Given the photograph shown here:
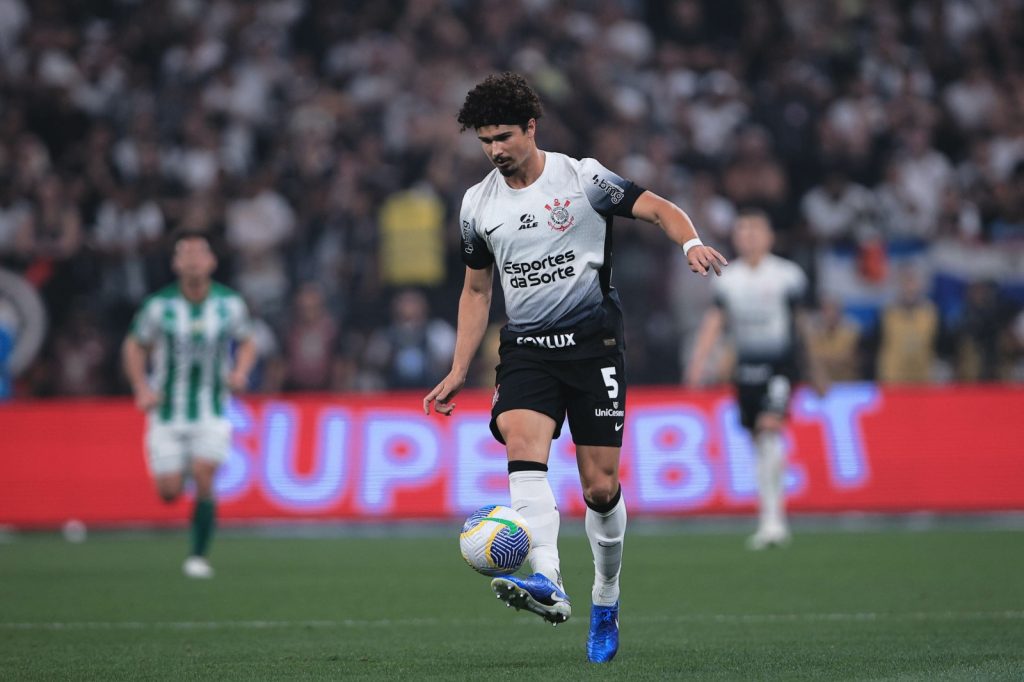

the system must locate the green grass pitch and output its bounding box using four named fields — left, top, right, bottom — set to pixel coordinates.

left=1, top=527, right=1022, bottom=680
